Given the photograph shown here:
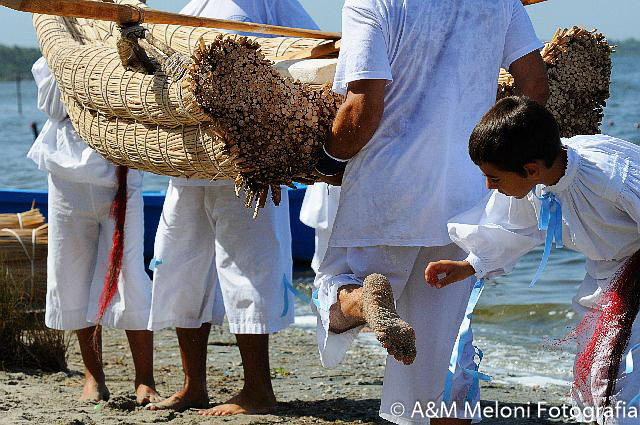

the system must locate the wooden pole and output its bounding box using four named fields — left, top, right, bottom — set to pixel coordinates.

left=1, top=0, right=547, bottom=42
left=0, top=0, right=341, bottom=40
left=16, top=72, right=22, bottom=115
